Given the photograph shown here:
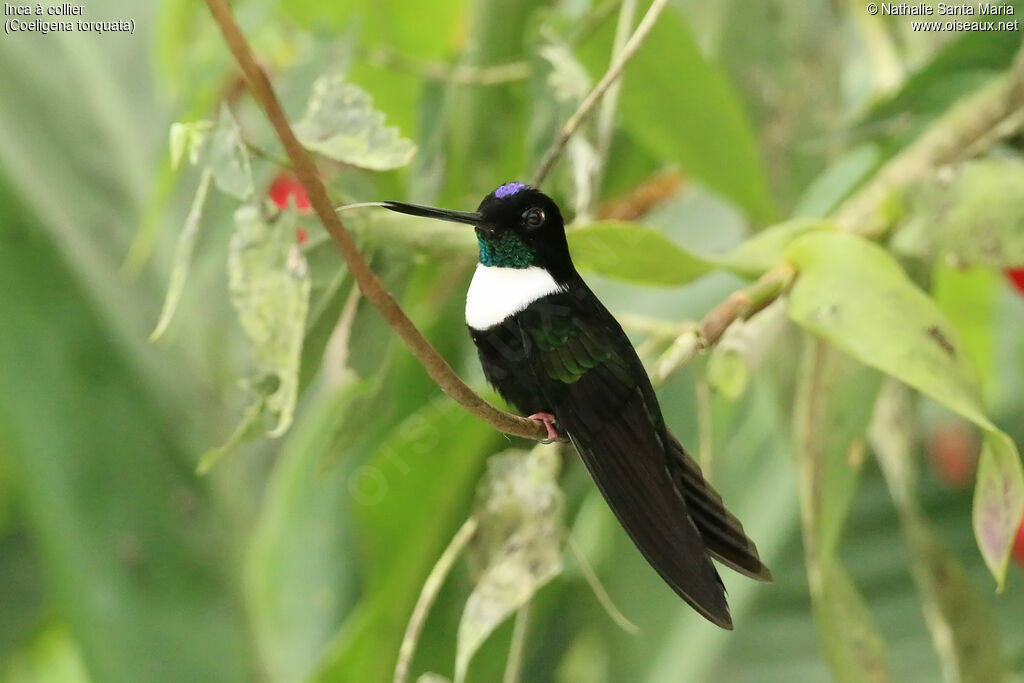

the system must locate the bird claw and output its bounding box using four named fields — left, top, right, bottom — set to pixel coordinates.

left=528, top=412, right=560, bottom=444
